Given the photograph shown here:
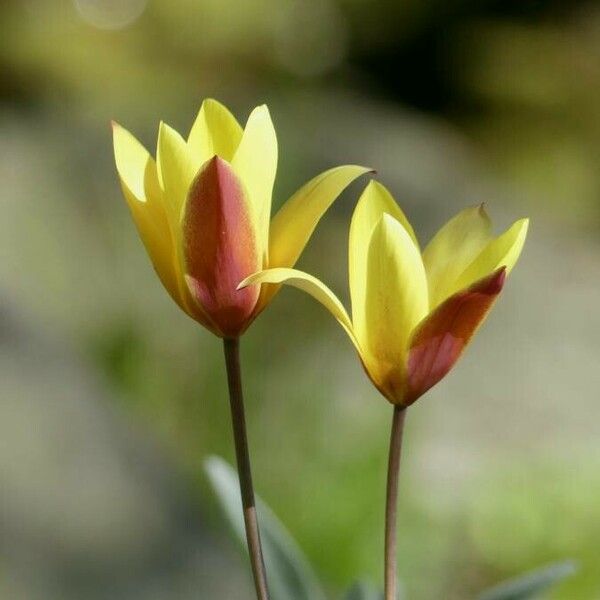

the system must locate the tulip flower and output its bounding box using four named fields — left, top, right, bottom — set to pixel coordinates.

left=241, top=180, right=528, bottom=406
left=112, top=99, right=370, bottom=338
left=112, top=99, right=370, bottom=600
left=240, top=180, right=528, bottom=600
